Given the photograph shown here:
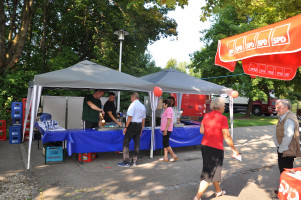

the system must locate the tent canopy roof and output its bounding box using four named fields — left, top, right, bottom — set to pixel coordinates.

left=140, top=68, right=232, bottom=95
left=33, top=60, right=155, bottom=92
